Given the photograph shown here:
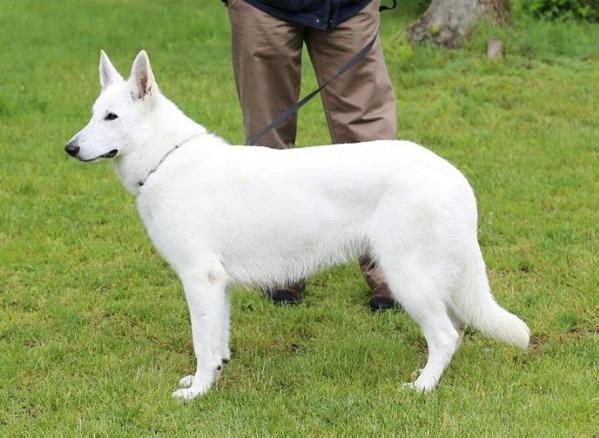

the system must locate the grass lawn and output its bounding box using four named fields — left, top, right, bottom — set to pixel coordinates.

left=0, top=0, right=597, bottom=435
